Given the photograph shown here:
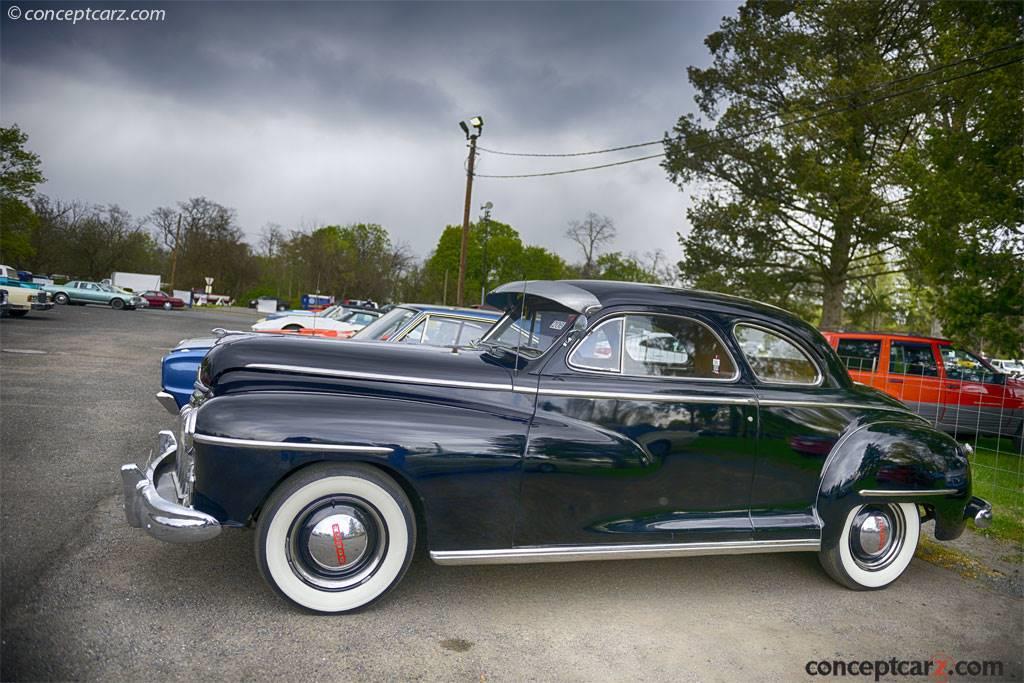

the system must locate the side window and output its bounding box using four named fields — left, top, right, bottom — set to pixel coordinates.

left=889, top=342, right=938, bottom=377
left=423, top=318, right=463, bottom=346
left=399, top=319, right=426, bottom=344
left=456, top=320, right=489, bottom=347
left=836, top=338, right=882, bottom=373
left=569, top=318, right=623, bottom=372
left=735, top=324, right=819, bottom=384
left=623, top=315, right=735, bottom=379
